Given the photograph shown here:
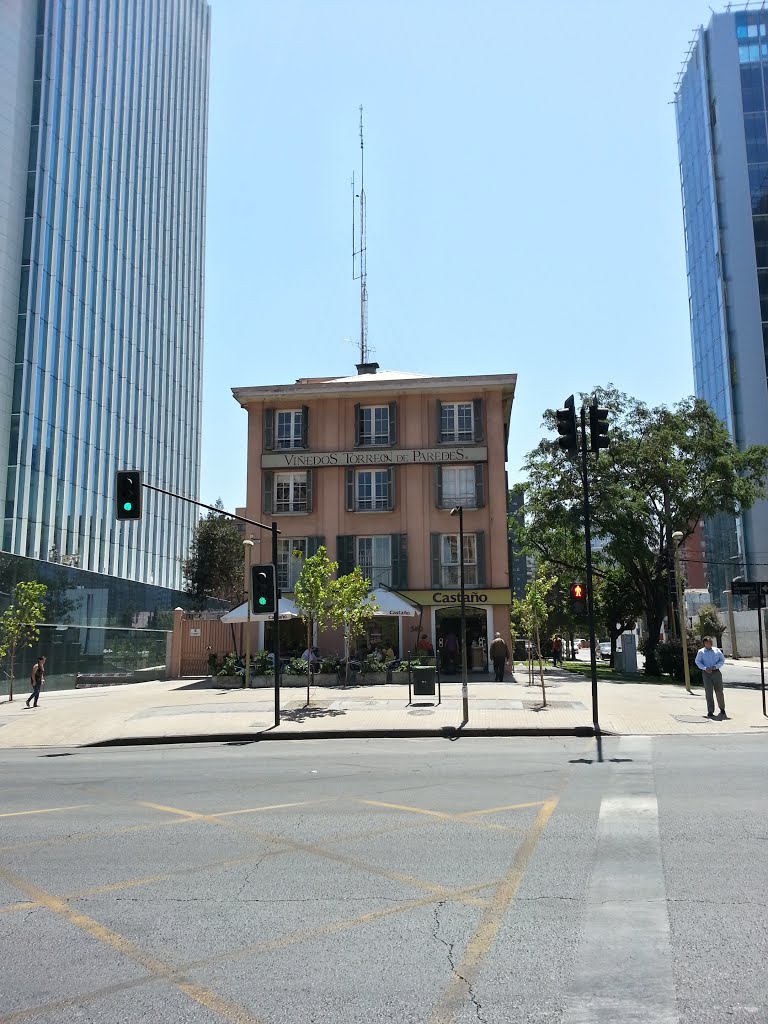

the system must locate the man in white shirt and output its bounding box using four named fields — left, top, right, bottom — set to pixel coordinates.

left=694, top=637, right=727, bottom=719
